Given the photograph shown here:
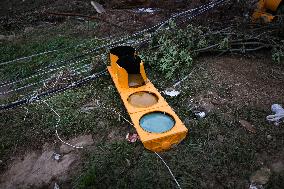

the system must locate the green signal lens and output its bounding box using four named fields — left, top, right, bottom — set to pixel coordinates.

left=139, top=112, right=175, bottom=133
